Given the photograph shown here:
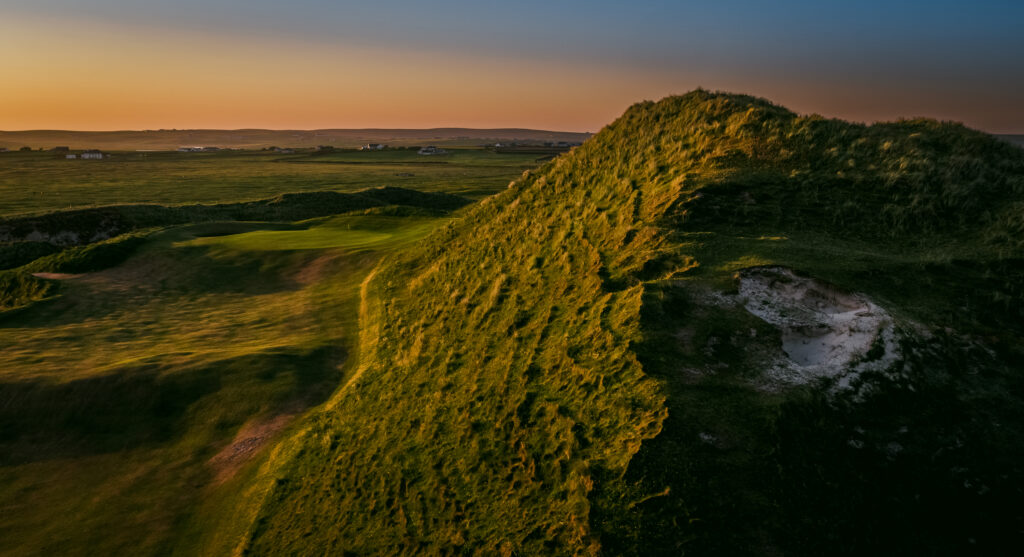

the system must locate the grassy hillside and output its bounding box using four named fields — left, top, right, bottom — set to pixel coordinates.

left=0, top=186, right=469, bottom=245
left=0, top=213, right=453, bottom=556
left=0, top=187, right=469, bottom=312
left=0, top=148, right=536, bottom=216
left=239, top=91, right=1024, bottom=555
